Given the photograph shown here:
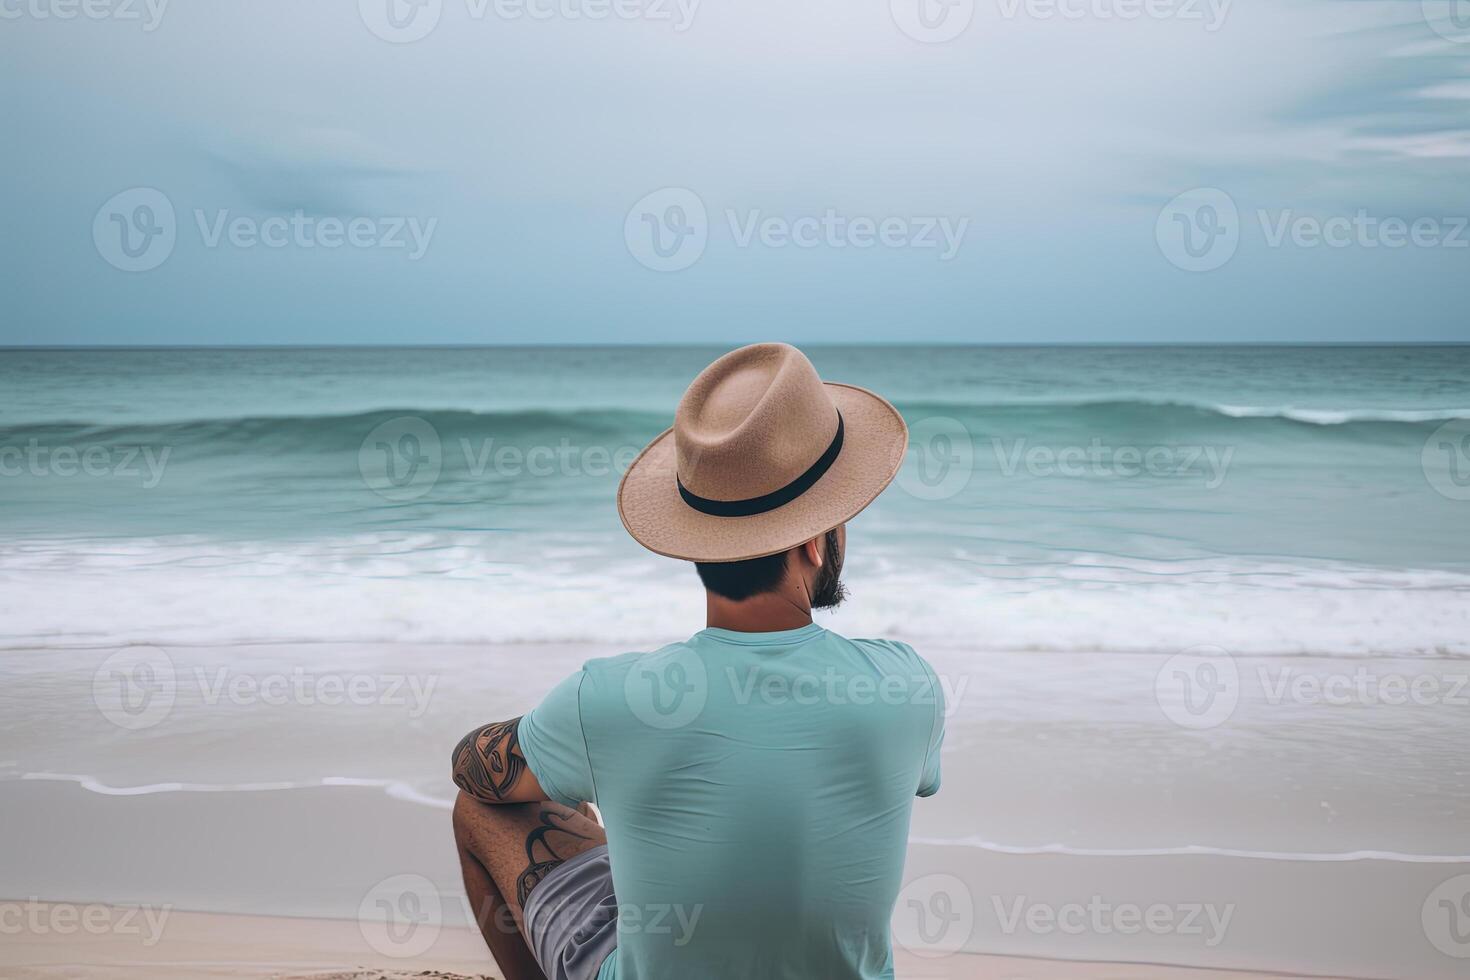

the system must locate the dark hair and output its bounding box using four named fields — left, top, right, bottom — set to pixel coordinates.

left=695, top=551, right=790, bottom=601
